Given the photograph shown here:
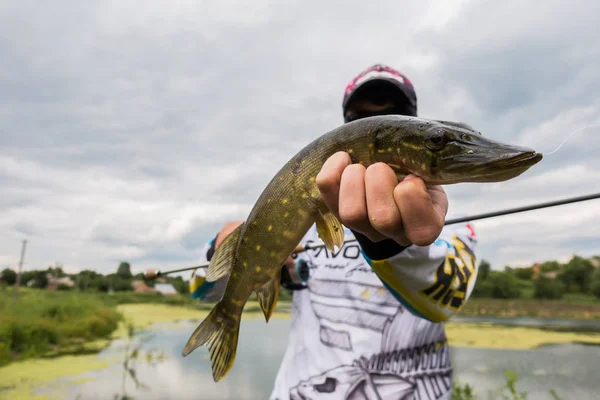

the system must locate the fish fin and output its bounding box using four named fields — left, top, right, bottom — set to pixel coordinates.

left=315, top=210, right=345, bottom=252
left=255, top=269, right=281, bottom=323
left=181, top=303, right=240, bottom=382
left=206, top=223, right=244, bottom=282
